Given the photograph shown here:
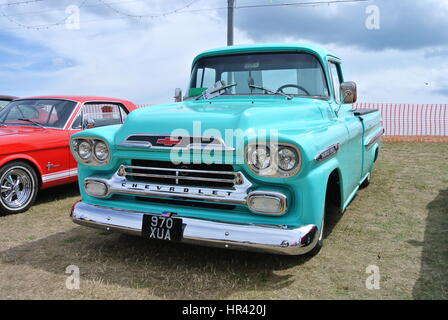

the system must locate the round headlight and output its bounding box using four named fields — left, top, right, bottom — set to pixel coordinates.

left=94, top=141, right=109, bottom=162
left=250, top=146, right=271, bottom=170
left=78, top=141, right=92, bottom=160
left=278, top=147, right=298, bottom=171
